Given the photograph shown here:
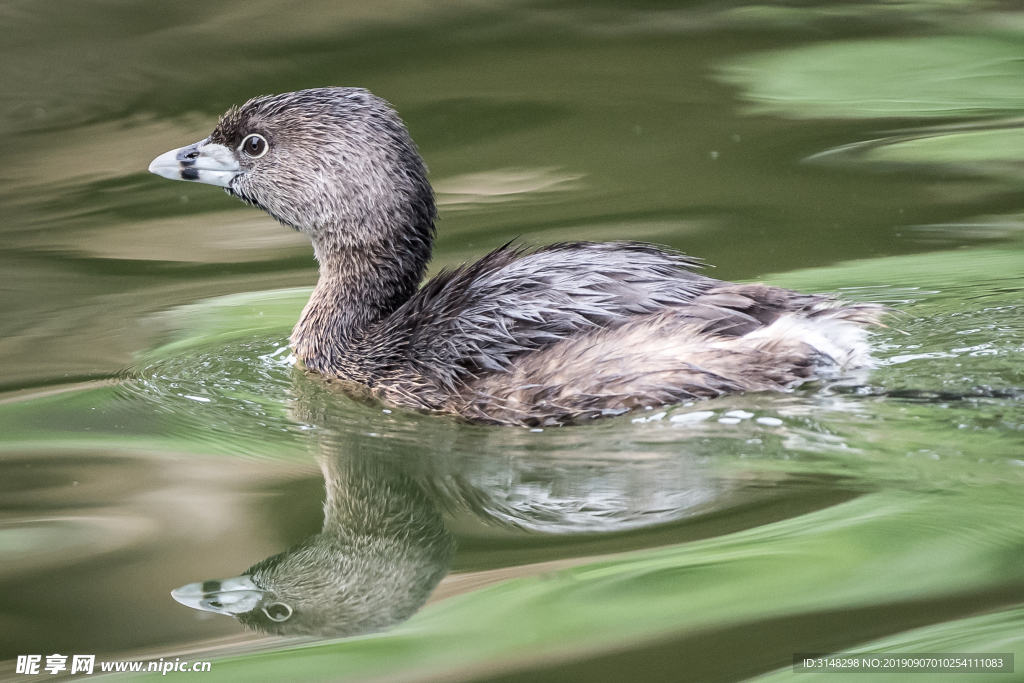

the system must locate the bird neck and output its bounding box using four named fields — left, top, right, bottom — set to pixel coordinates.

left=290, top=139, right=437, bottom=375
left=291, top=236, right=430, bottom=374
